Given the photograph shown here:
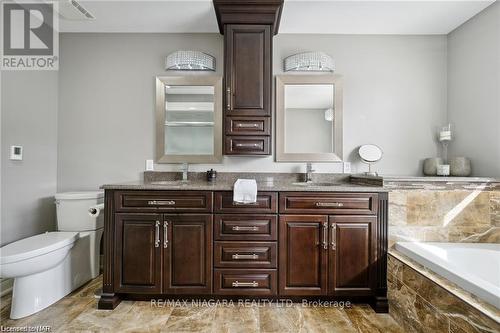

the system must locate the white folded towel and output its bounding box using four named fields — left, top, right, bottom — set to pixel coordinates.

left=233, top=179, right=258, bottom=204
